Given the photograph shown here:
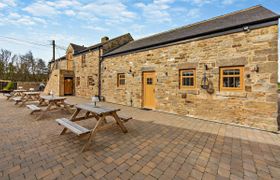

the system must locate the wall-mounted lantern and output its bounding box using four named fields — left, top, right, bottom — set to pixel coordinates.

left=200, top=65, right=209, bottom=89
left=128, top=67, right=132, bottom=74
left=243, top=26, right=250, bottom=33
left=252, top=65, right=259, bottom=73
